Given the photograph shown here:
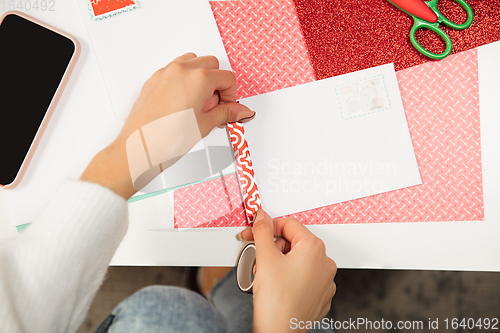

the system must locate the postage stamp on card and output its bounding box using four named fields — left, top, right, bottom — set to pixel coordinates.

left=336, top=75, right=390, bottom=119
